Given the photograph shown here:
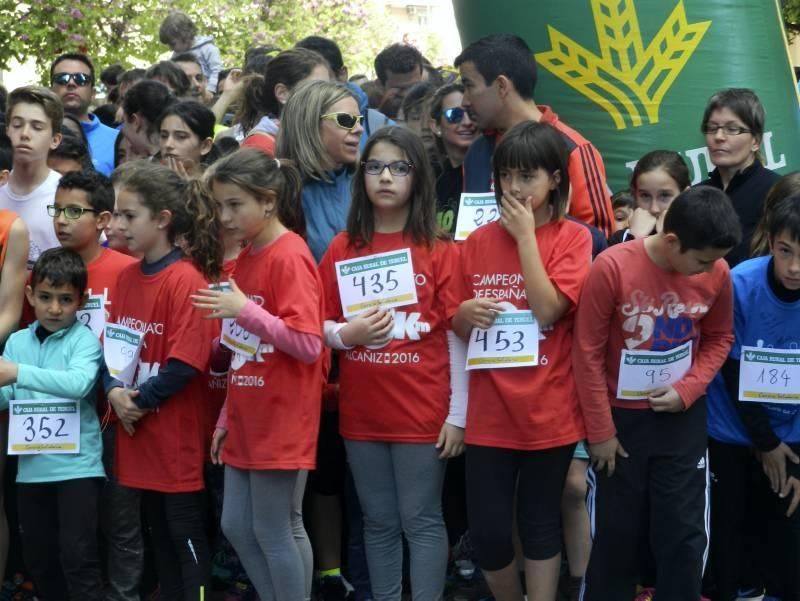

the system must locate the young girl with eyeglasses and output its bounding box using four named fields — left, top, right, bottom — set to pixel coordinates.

left=450, top=120, right=592, bottom=601
left=319, top=126, right=464, bottom=601
left=428, top=83, right=478, bottom=237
